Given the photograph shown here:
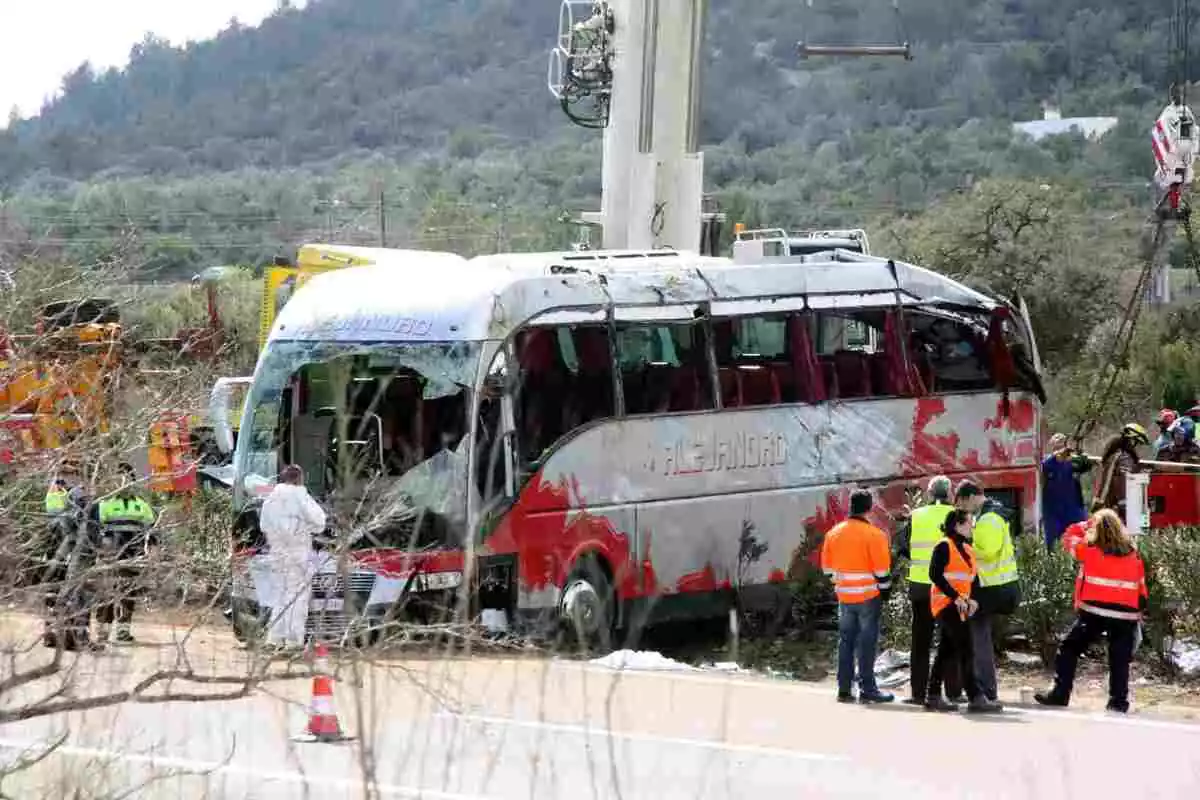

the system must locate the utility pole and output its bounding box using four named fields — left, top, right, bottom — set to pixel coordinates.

left=378, top=187, right=387, bottom=248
